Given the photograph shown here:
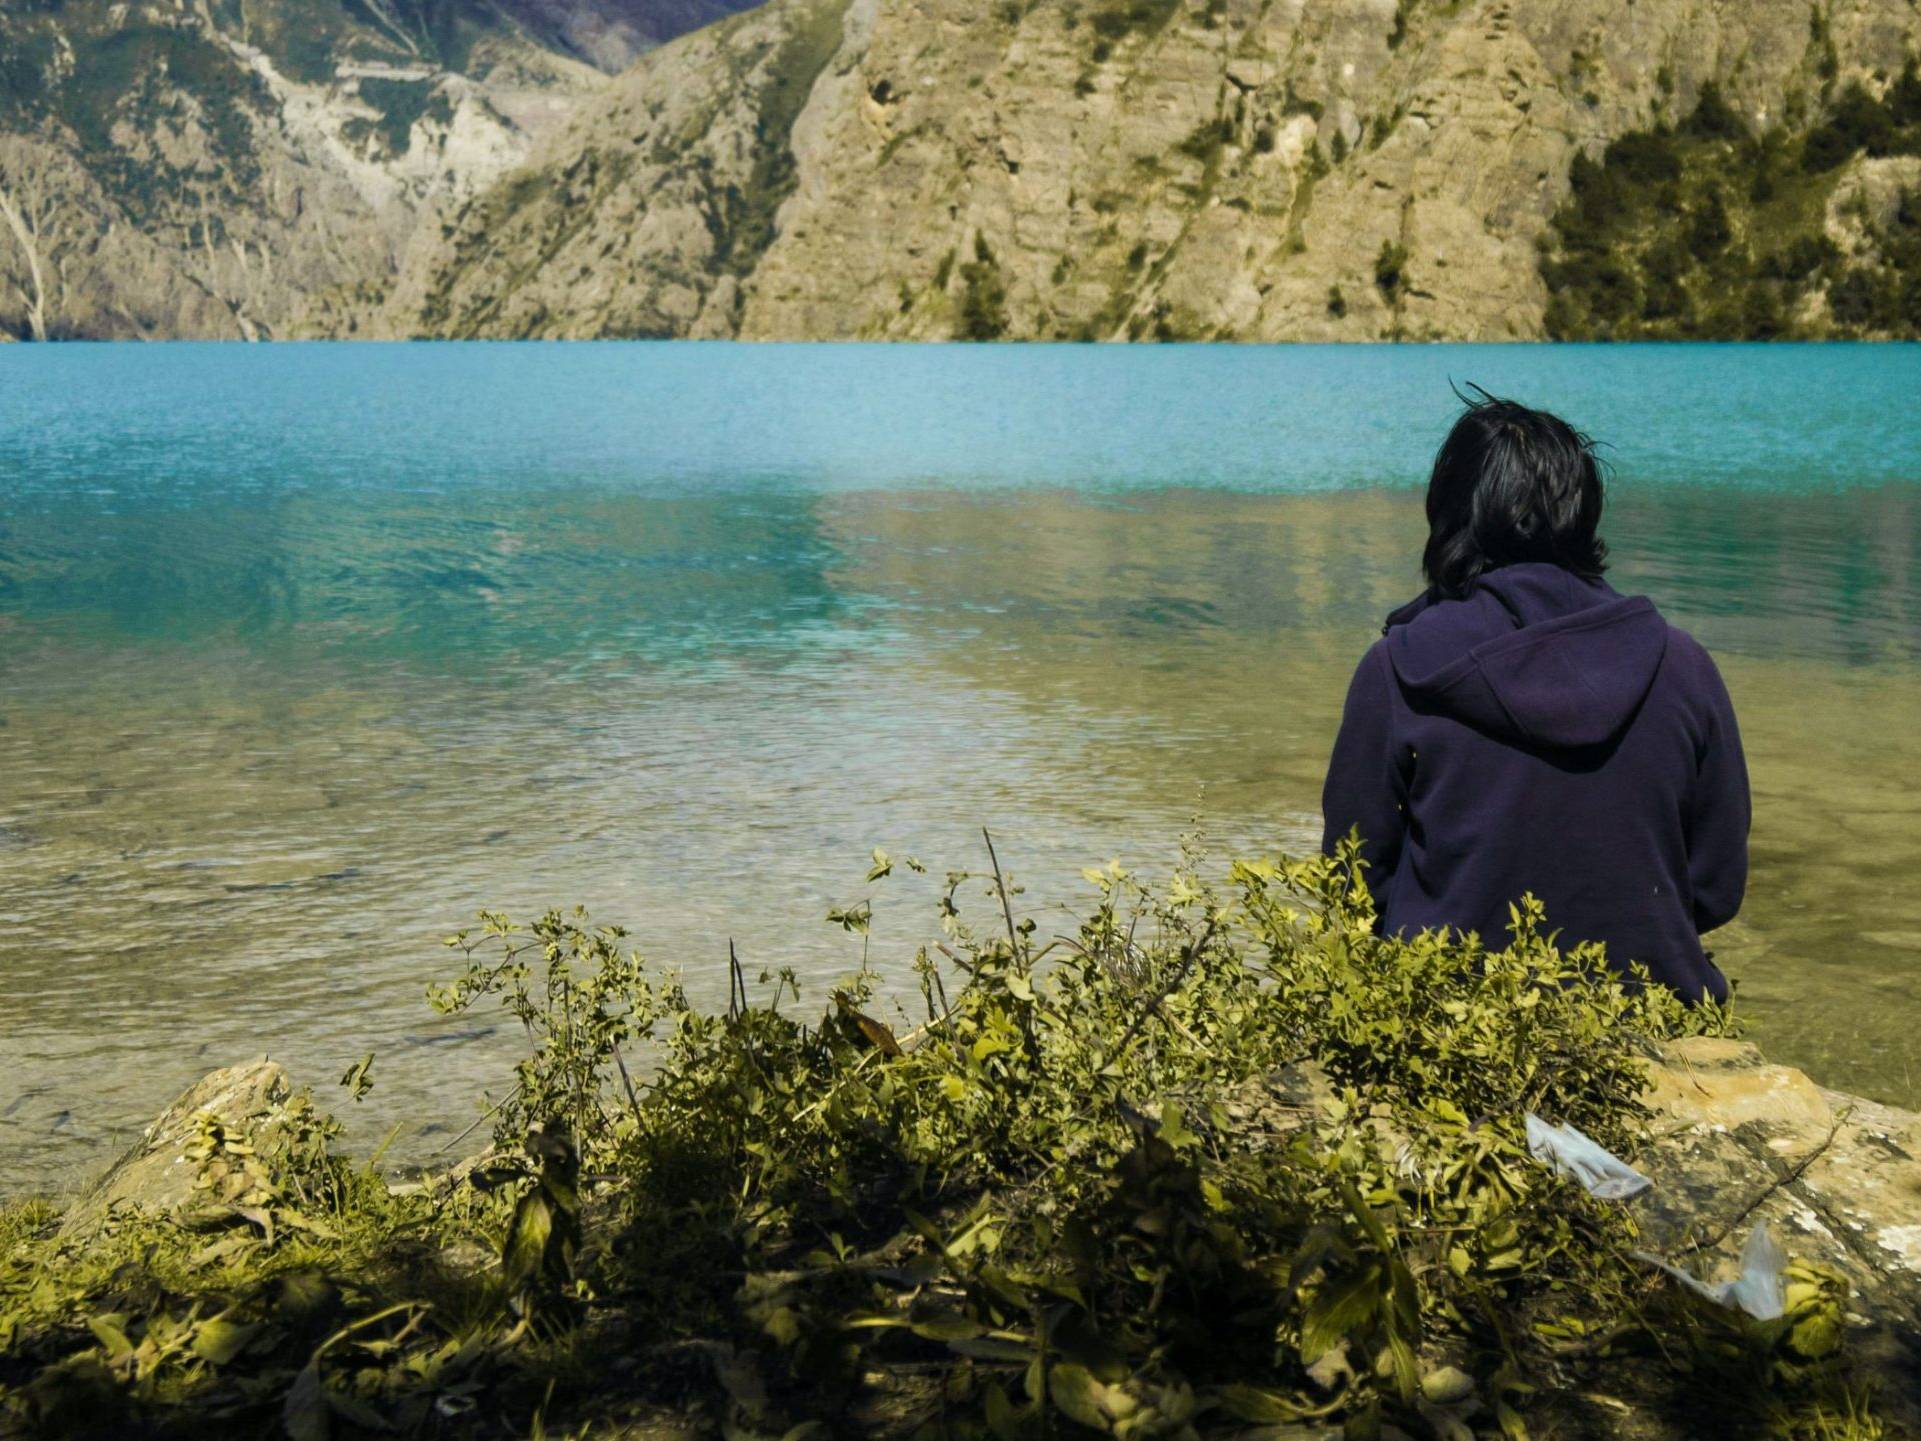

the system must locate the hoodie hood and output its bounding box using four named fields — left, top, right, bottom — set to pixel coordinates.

left=1381, top=563, right=1669, bottom=750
